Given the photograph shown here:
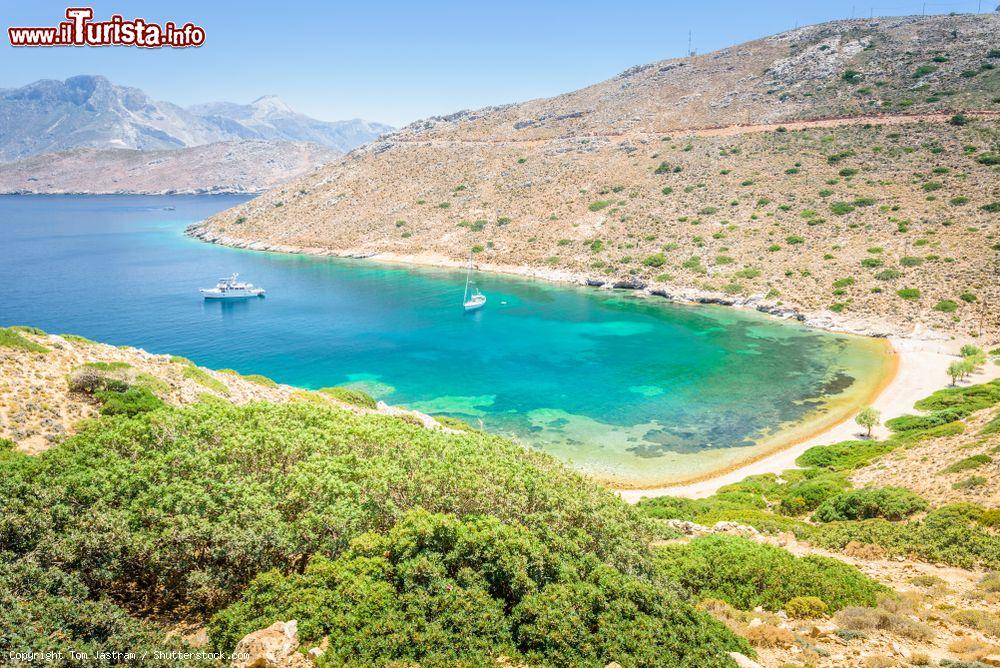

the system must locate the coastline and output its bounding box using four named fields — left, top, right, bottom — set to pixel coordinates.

left=618, top=338, right=1000, bottom=503
left=596, top=336, right=899, bottom=492
left=185, top=227, right=948, bottom=341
